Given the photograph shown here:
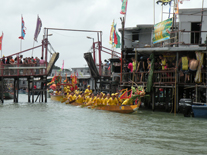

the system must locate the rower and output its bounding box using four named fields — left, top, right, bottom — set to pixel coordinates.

left=115, top=93, right=122, bottom=105
left=86, top=93, right=95, bottom=106
left=107, top=93, right=119, bottom=106
left=84, top=85, right=92, bottom=96
left=76, top=92, right=84, bottom=104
